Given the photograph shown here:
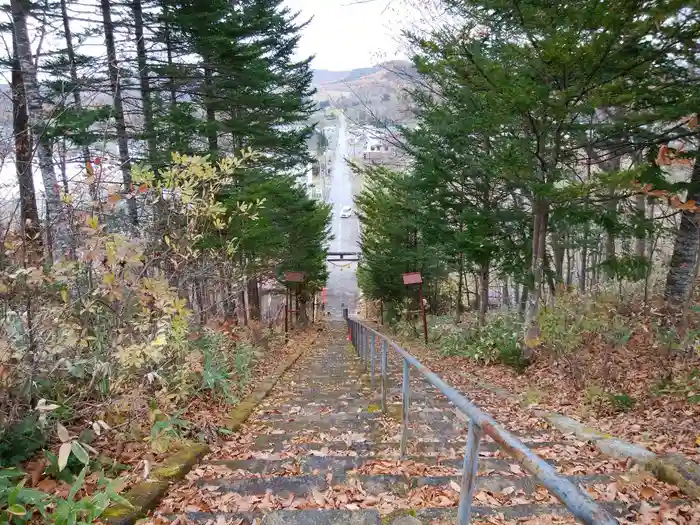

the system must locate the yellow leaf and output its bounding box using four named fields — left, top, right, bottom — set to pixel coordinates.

left=60, top=288, right=69, bottom=303
left=152, top=335, right=167, bottom=347
left=696, top=435, right=700, bottom=446
left=103, top=273, right=115, bottom=286
left=525, top=337, right=541, bottom=349
left=61, top=192, right=74, bottom=204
